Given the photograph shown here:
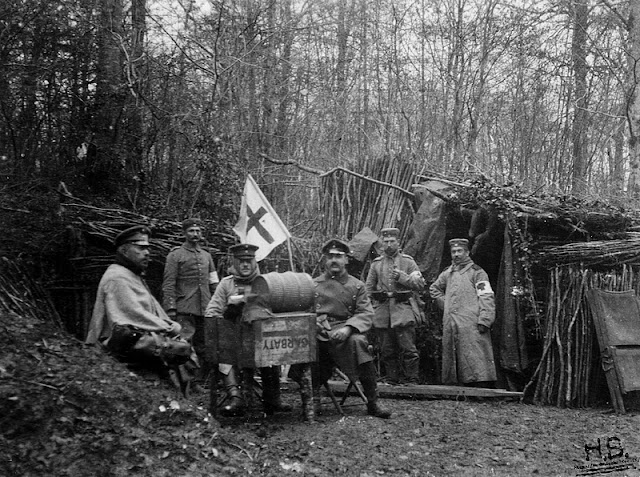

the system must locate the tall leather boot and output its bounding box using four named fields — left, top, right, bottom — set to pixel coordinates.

left=358, top=362, right=391, bottom=419
left=220, top=367, right=245, bottom=417
left=404, top=357, right=420, bottom=385
left=313, top=387, right=322, bottom=415
left=243, top=368, right=259, bottom=410
left=382, top=360, right=399, bottom=384
left=261, top=367, right=292, bottom=415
